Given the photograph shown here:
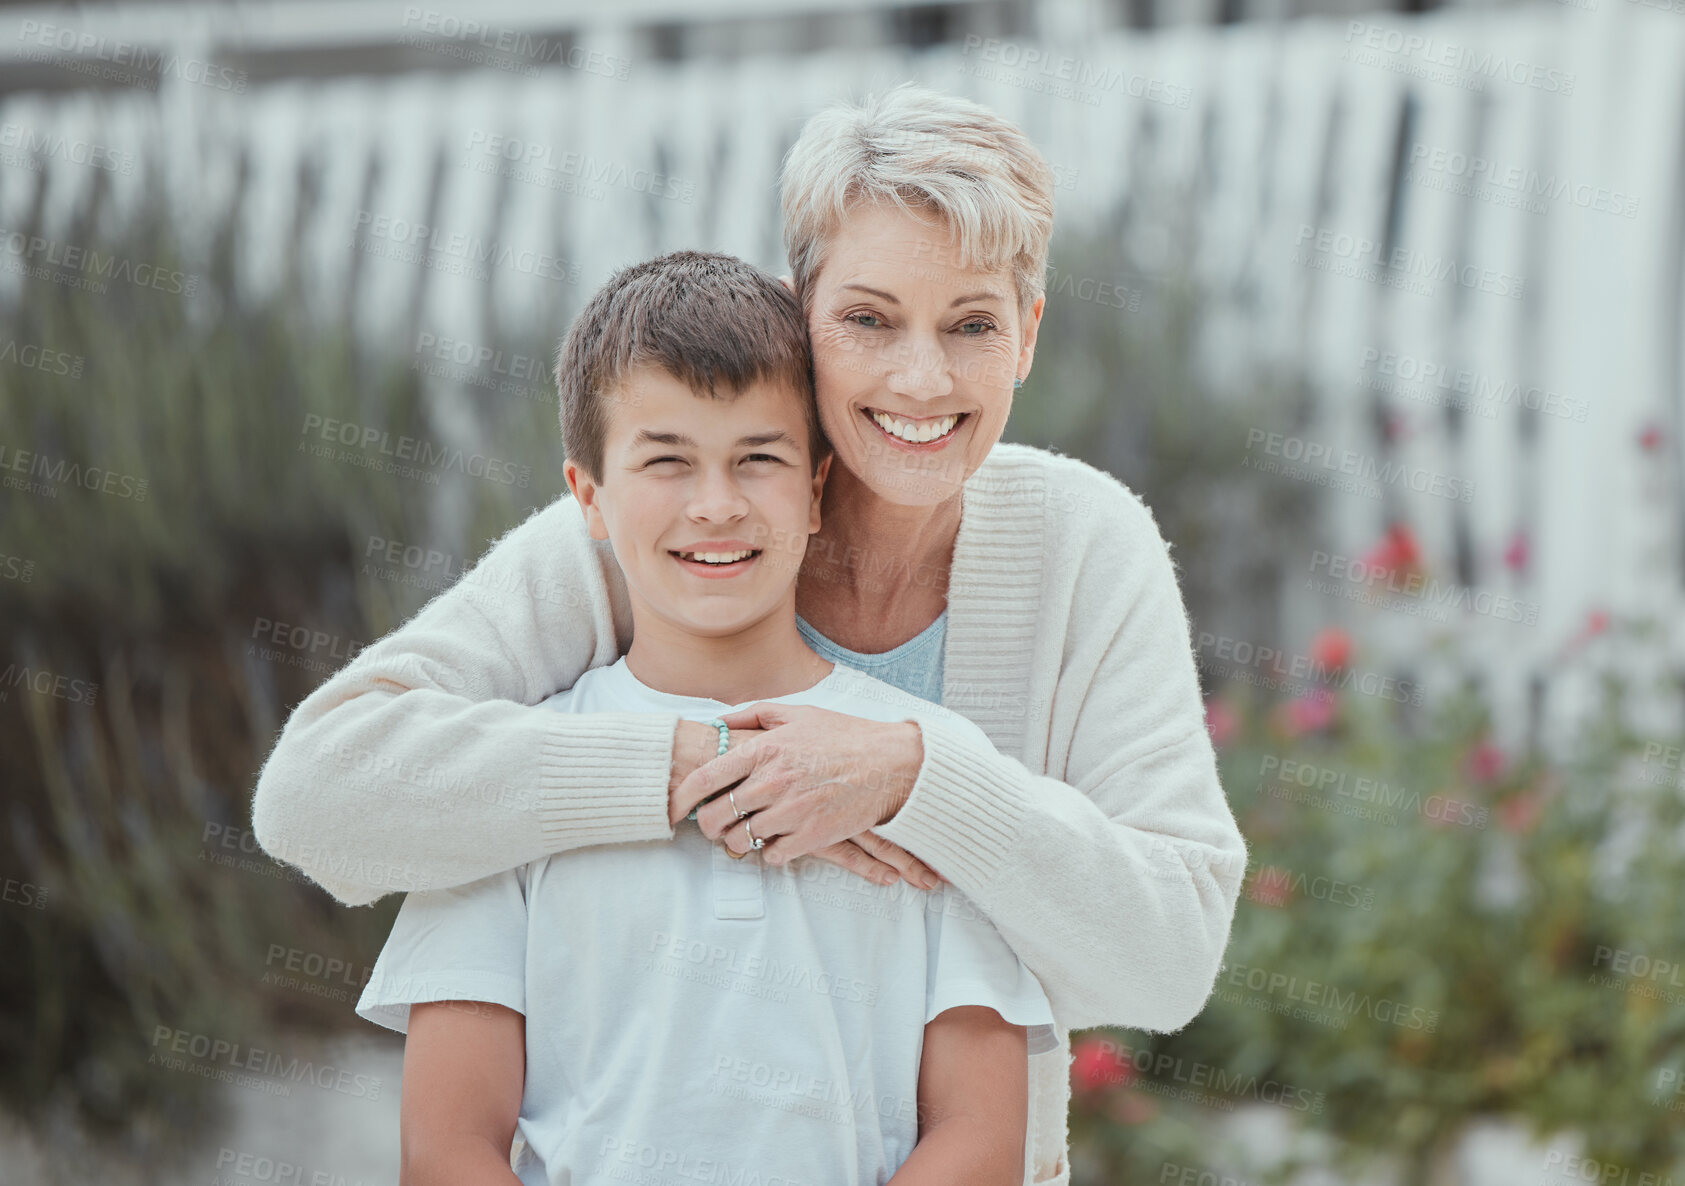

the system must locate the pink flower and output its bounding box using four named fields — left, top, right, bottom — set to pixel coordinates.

left=1466, top=742, right=1505, bottom=785
left=1498, top=792, right=1542, bottom=835
left=1639, top=423, right=1664, bottom=452
left=1283, top=688, right=1337, bottom=736
left=1246, top=865, right=1294, bottom=908
left=1205, top=699, right=1239, bottom=749
left=1310, top=627, right=1352, bottom=673
left=1070, top=1038, right=1134, bottom=1094
left=1502, top=530, right=1529, bottom=574
left=1564, top=608, right=1612, bottom=657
